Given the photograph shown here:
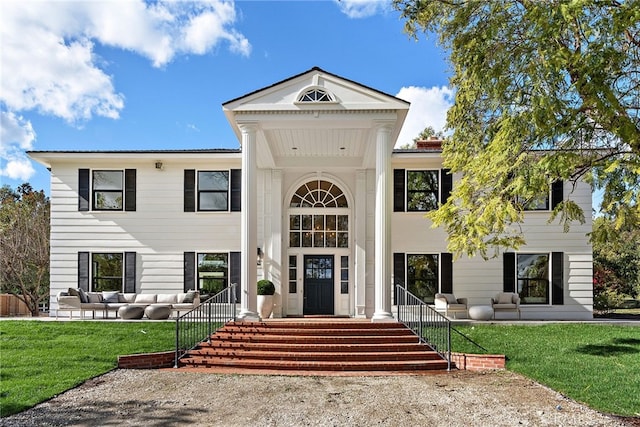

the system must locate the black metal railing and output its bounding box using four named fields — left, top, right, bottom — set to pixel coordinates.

left=174, top=283, right=238, bottom=368
left=395, top=284, right=451, bottom=370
